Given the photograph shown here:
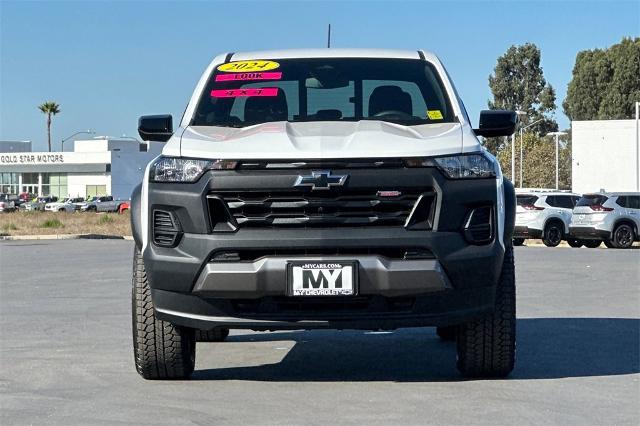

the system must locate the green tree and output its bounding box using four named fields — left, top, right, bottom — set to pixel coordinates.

left=496, top=132, right=571, bottom=189
left=38, top=101, right=61, bottom=152
left=484, top=43, right=558, bottom=155
left=564, top=37, right=640, bottom=120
